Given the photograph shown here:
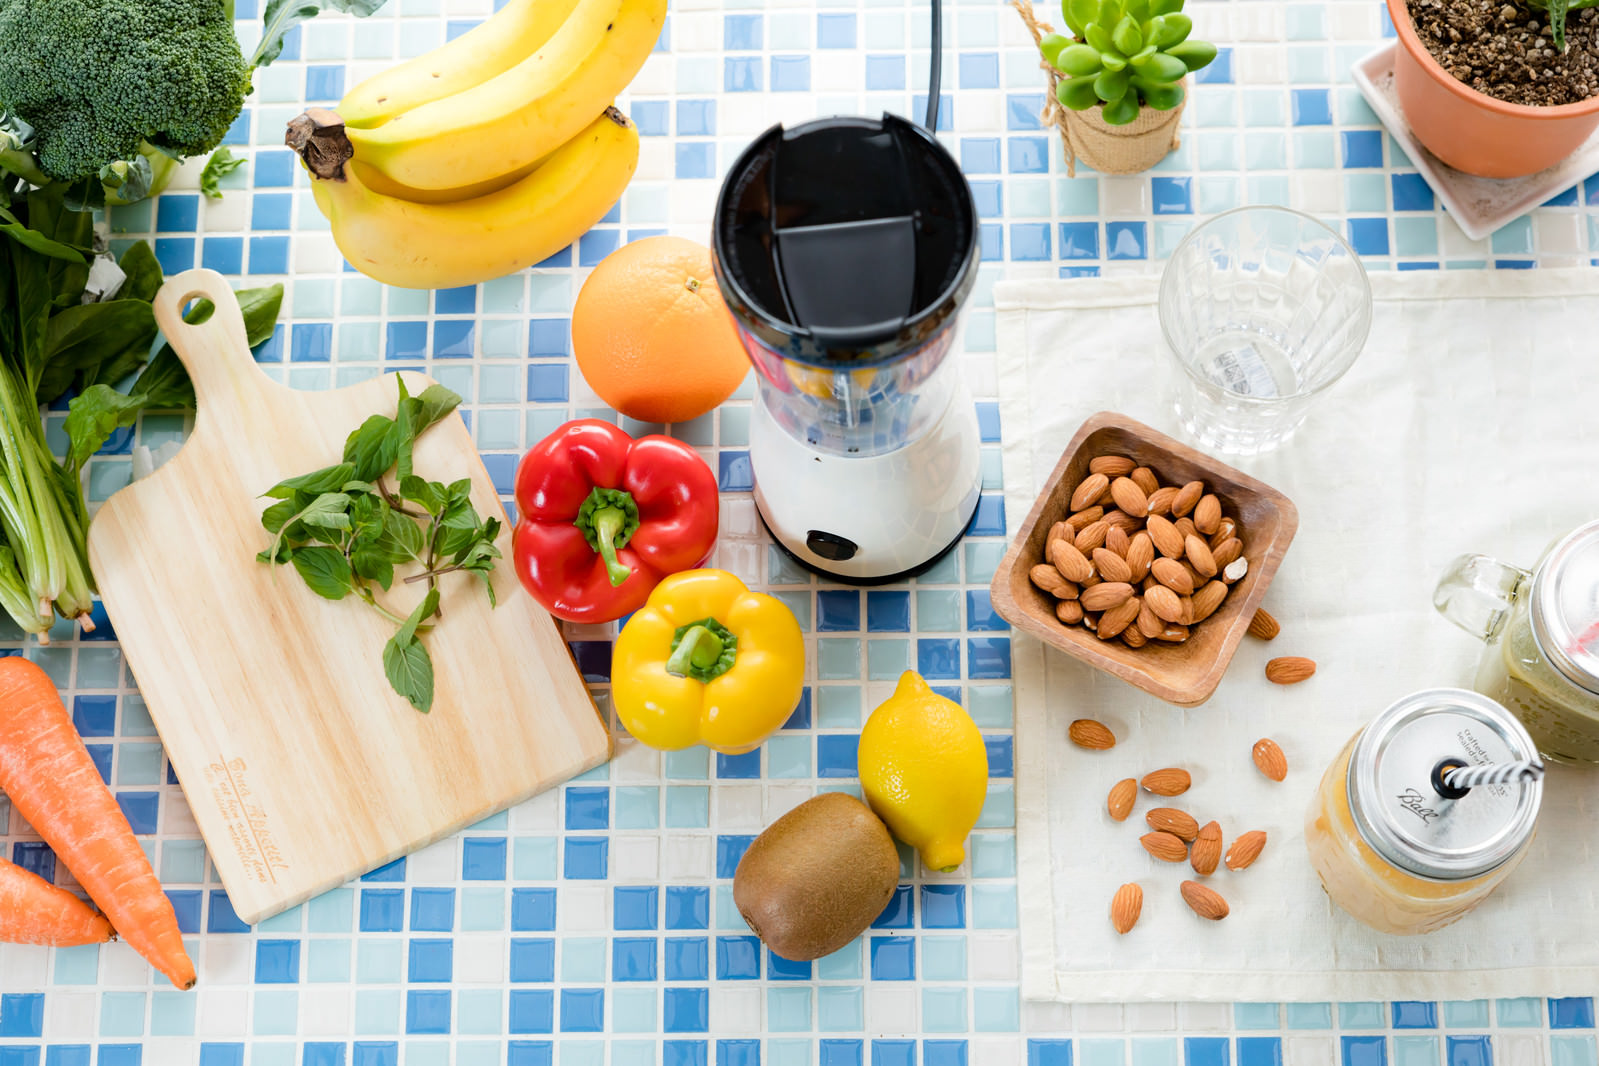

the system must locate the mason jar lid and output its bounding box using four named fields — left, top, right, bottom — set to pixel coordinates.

left=1531, top=520, right=1599, bottom=696
left=1348, top=689, right=1542, bottom=881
